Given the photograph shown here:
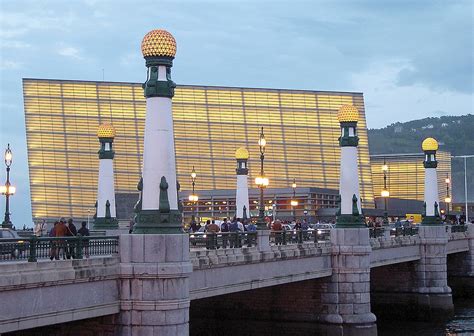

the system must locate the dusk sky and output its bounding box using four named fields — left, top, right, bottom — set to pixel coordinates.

left=0, top=0, right=473, bottom=226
